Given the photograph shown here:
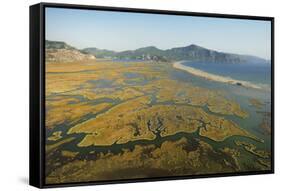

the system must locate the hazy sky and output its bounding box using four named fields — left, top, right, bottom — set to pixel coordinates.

left=46, top=7, right=271, bottom=59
